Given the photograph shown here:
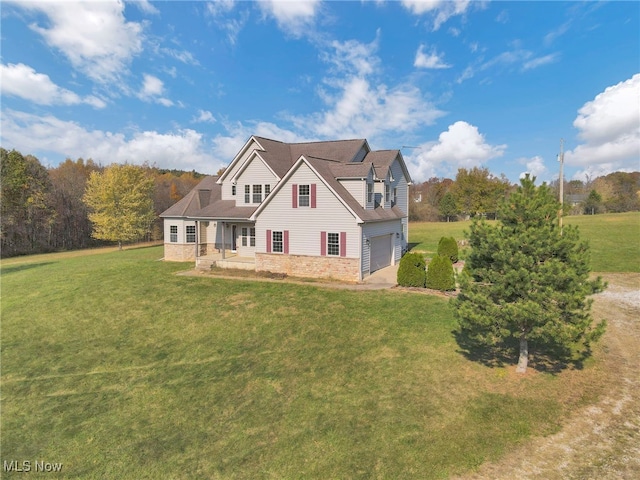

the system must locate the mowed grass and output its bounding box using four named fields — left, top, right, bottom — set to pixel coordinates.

left=0, top=246, right=611, bottom=479
left=410, top=212, right=640, bottom=272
